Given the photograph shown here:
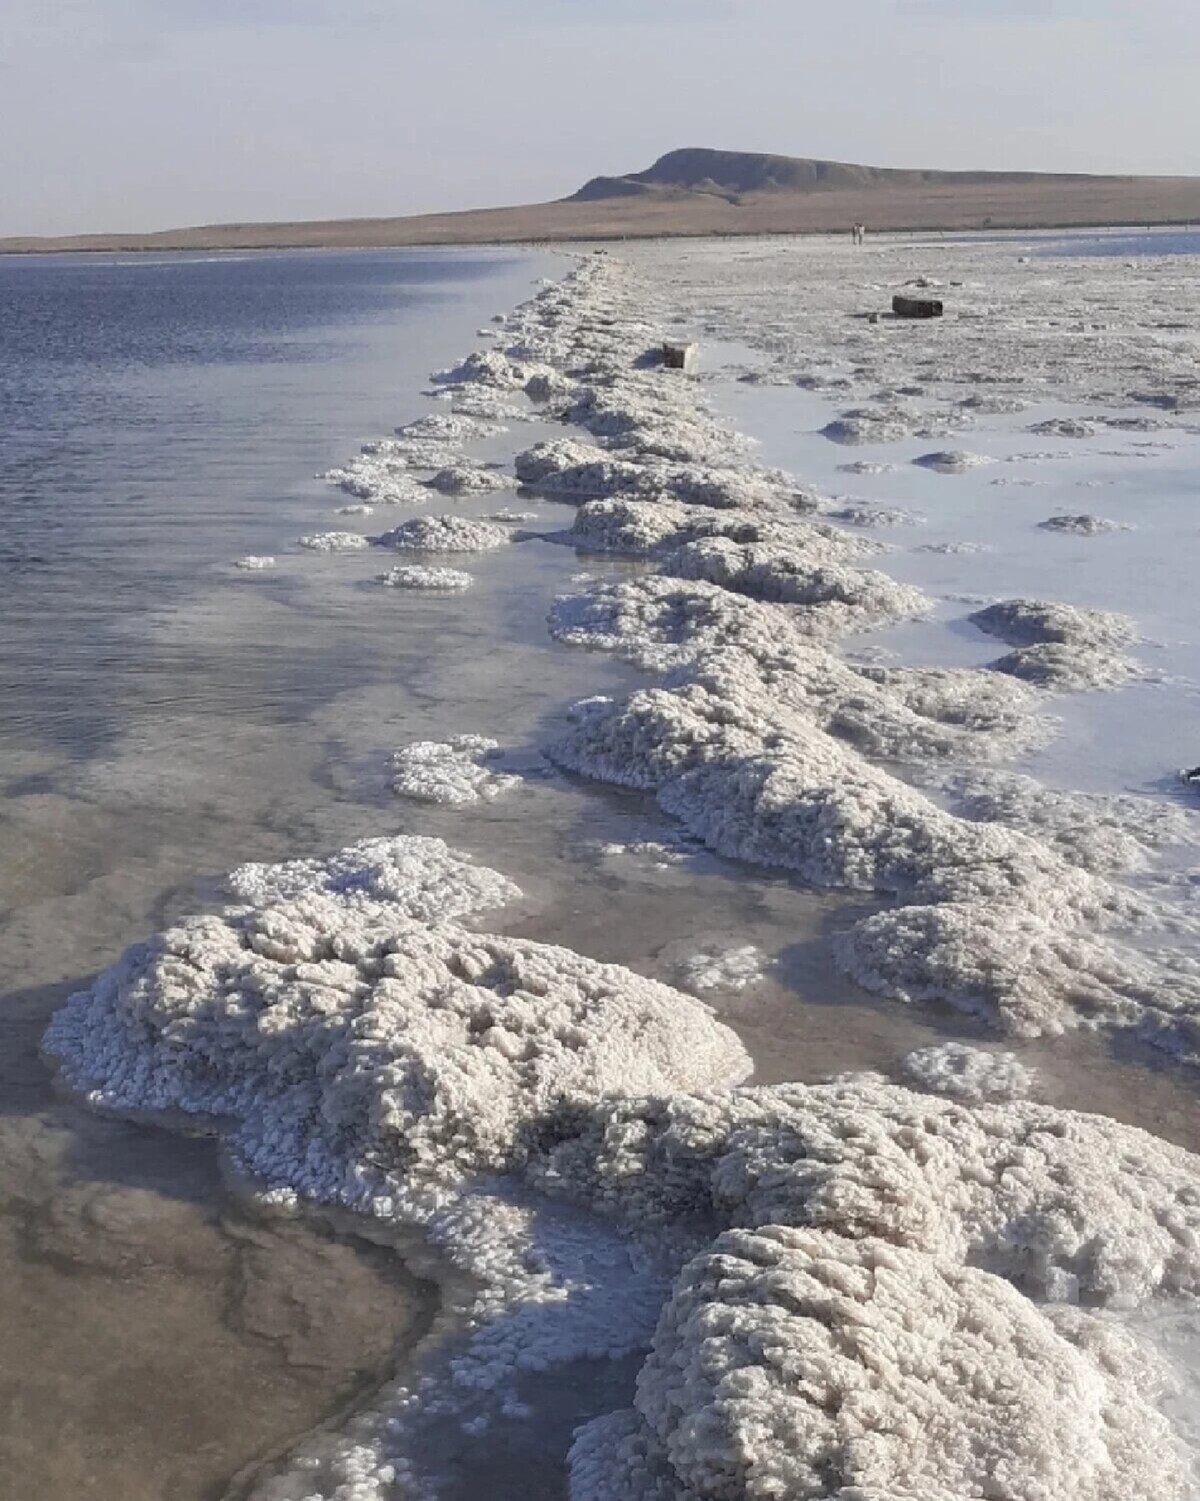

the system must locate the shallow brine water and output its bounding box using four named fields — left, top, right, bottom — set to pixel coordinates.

left=4, top=235, right=1200, bottom=1500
